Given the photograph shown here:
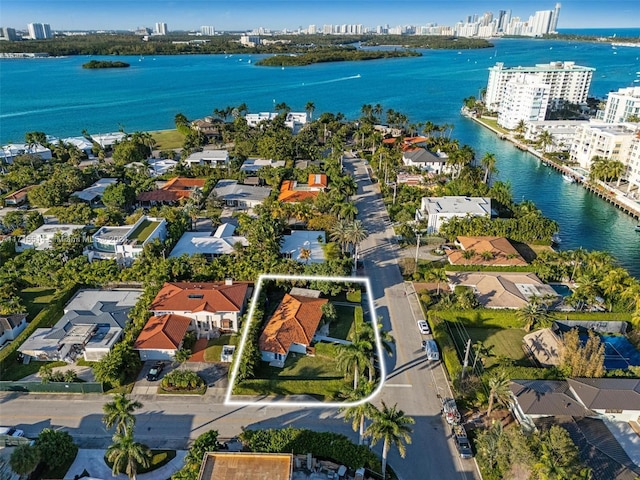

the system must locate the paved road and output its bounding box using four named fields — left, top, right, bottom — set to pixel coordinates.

left=0, top=155, right=478, bottom=479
